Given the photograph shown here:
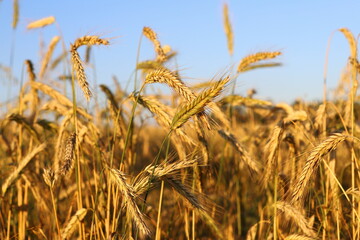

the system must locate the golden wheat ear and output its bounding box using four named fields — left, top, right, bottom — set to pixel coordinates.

left=171, top=76, right=230, bottom=129
left=70, top=36, right=109, bottom=101
left=59, top=132, right=76, bottom=177
left=27, top=16, right=56, bottom=29
left=143, top=26, right=167, bottom=62
left=237, top=51, right=282, bottom=73
left=223, top=3, right=234, bottom=56
left=291, top=132, right=347, bottom=204
left=108, top=167, right=150, bottom=236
